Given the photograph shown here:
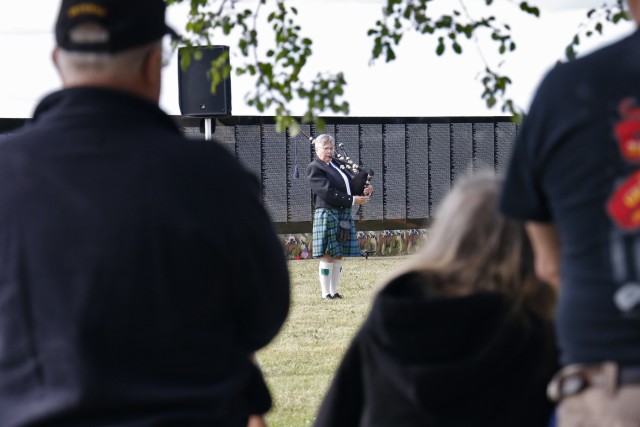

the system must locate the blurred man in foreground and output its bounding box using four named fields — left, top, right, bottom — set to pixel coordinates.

left=0, top=1, right=289, bottom=426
